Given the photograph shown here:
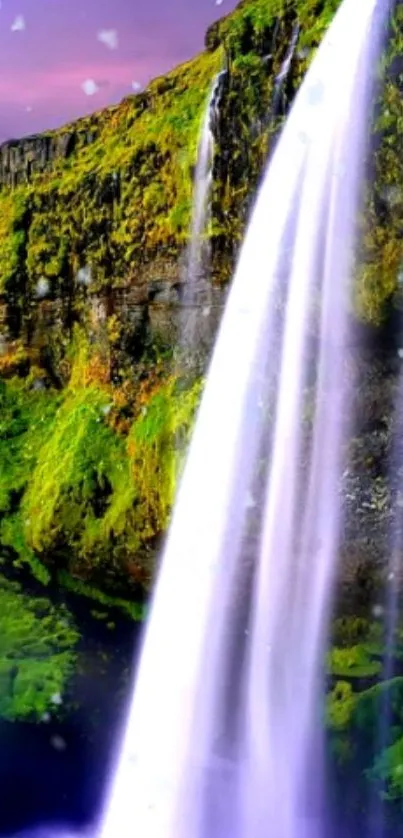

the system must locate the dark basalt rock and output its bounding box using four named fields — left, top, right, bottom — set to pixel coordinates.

left=0, top=129, right=98, bottom=187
